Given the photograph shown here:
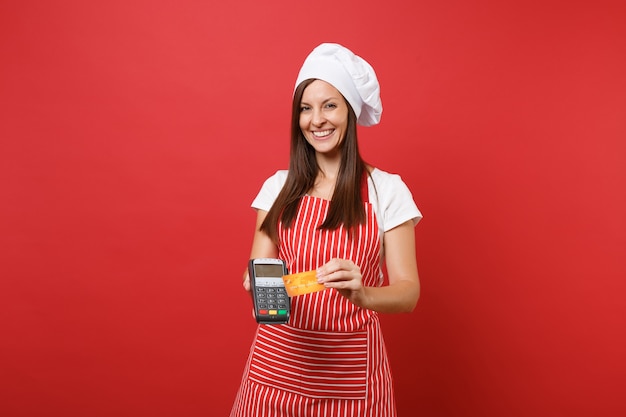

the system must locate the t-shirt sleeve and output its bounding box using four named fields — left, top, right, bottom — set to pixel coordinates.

left=373, top=171, right=422, bottom=232
left=251, top=170, right=288, bottom=211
